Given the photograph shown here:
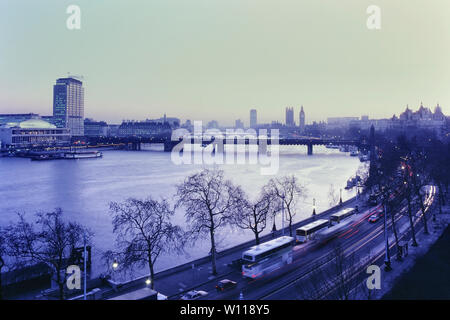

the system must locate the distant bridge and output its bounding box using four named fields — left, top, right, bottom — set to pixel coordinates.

left=88, top=136, right=369, bottom=155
